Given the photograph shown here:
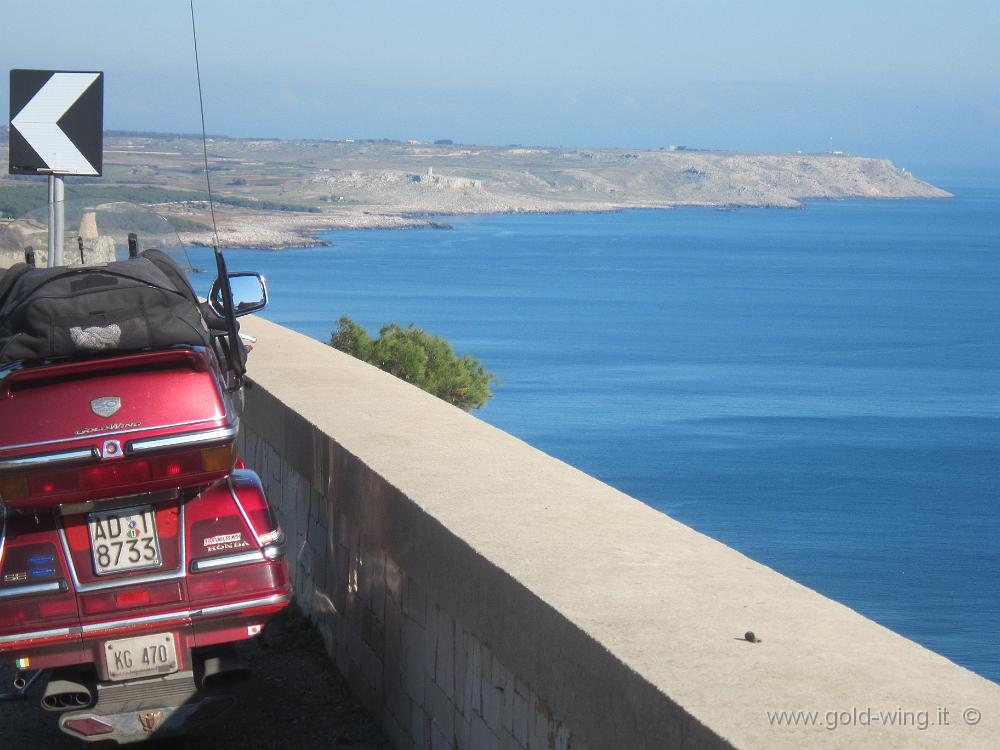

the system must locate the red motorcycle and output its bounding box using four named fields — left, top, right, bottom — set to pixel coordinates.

left=0, top=204, right=291, bottom=743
